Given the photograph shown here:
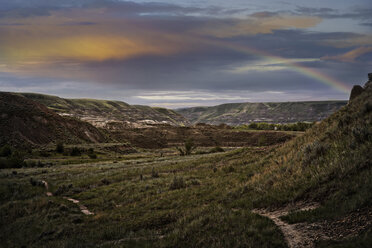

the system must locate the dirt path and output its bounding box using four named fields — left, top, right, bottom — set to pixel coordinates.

left=252, top=202, right=321, bottom=248
left=41, top=180, right=53, bottom=197
left=42, top=180, right=94, bottom=215
left=63, top=197, right=94, bottom=215
left=252, top=203, right=372, bottom=248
